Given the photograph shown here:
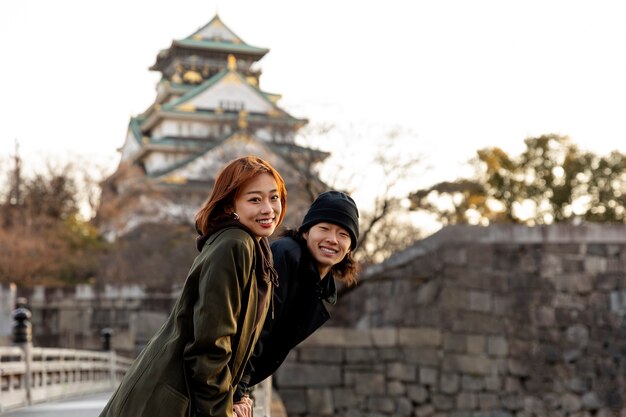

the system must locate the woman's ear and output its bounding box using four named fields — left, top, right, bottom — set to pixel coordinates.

left=302, top=231, right=309, bottom=241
